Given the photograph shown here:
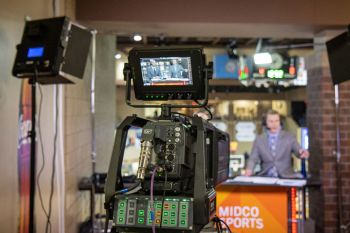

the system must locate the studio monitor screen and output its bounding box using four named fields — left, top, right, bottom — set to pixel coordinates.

left=128, top=47, right=205, bottom=100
